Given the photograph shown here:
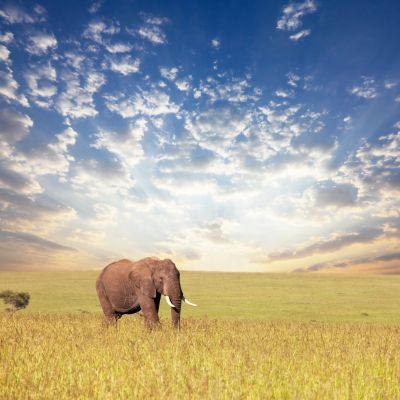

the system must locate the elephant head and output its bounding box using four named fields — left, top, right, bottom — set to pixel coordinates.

left=130, top=257, right=196, bottom=329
